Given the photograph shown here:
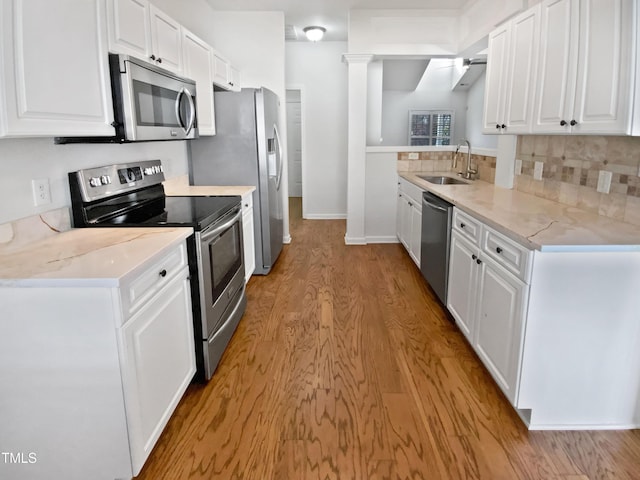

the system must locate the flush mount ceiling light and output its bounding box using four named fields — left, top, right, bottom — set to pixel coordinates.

left=303, top=26, right=326, bottom=42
